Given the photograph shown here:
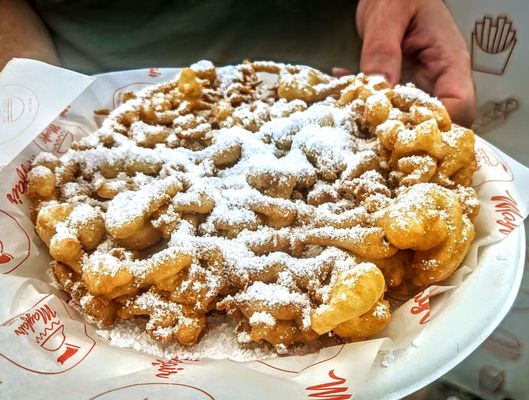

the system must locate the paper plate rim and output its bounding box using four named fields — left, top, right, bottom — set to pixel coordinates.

left=356, top=225, right=526, bottom=400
